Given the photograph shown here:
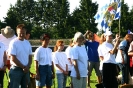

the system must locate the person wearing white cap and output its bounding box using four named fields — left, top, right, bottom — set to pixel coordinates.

left=99, top=31, right=120, bottom=88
